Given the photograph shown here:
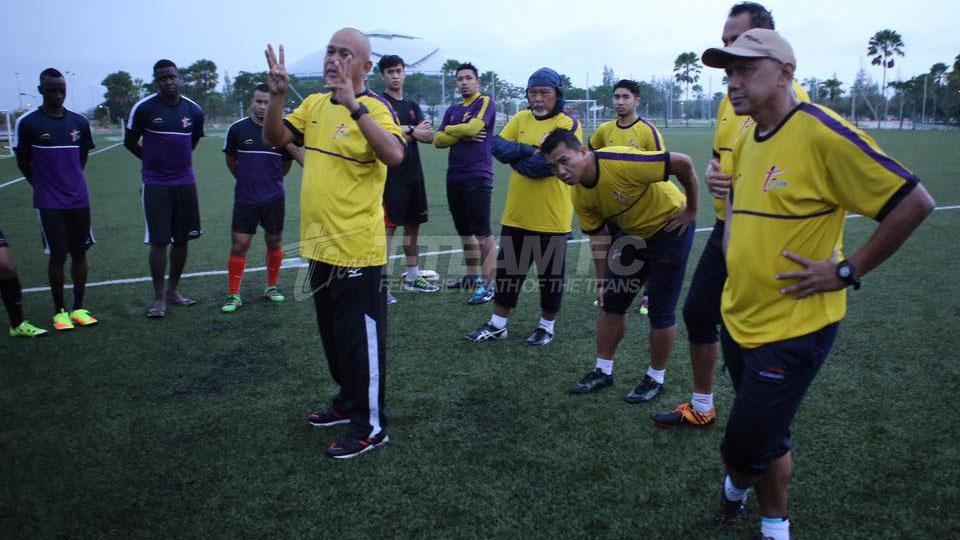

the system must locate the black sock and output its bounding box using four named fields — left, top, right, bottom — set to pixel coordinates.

left=1, top=276, right=24, bottom=328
